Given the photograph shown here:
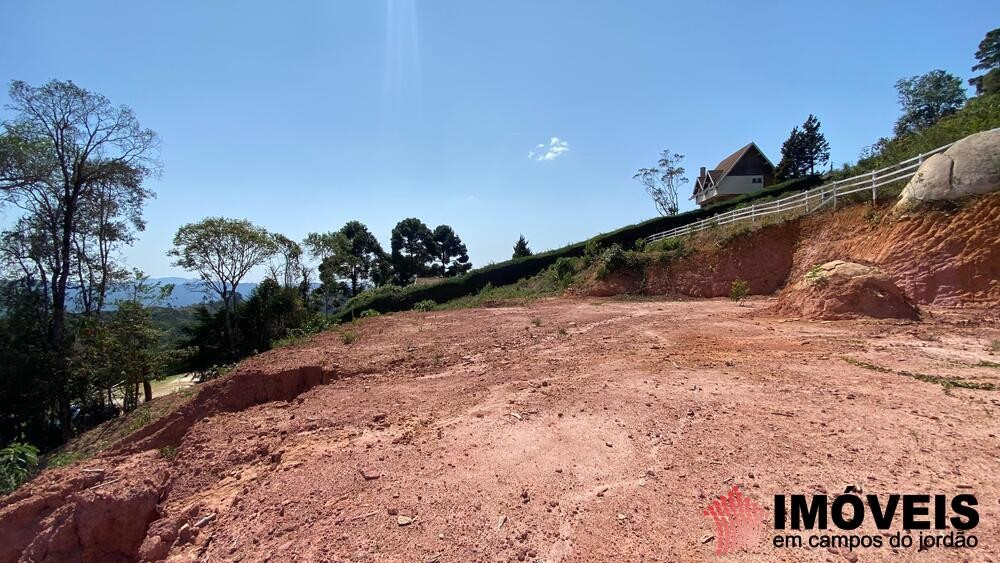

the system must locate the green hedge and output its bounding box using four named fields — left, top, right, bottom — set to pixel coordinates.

left=333, top=175, right=822, bottom=321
